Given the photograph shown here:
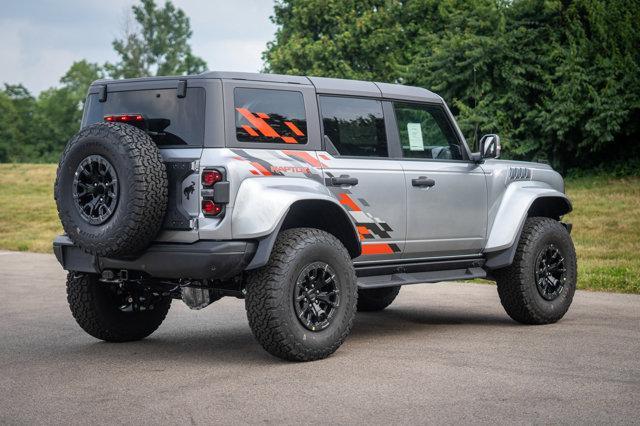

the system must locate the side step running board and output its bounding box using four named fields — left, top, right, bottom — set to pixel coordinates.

left=357, top=267, right=486, bottom=289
